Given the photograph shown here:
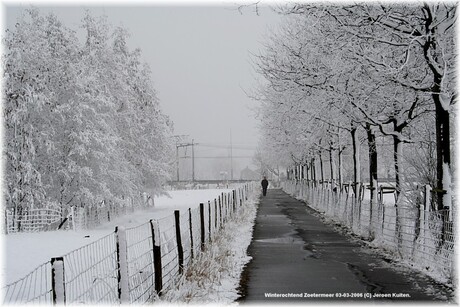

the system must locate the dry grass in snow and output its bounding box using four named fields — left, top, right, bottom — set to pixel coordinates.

left=157, top=191, right=259, bottom=305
